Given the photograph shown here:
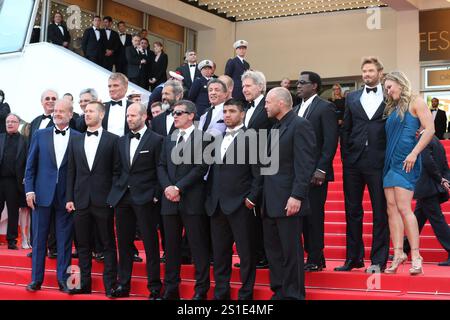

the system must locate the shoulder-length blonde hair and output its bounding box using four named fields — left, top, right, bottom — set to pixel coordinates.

left=331, top=83, right=343, bottom=101
left=382, top=71, right=415, bottom=120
